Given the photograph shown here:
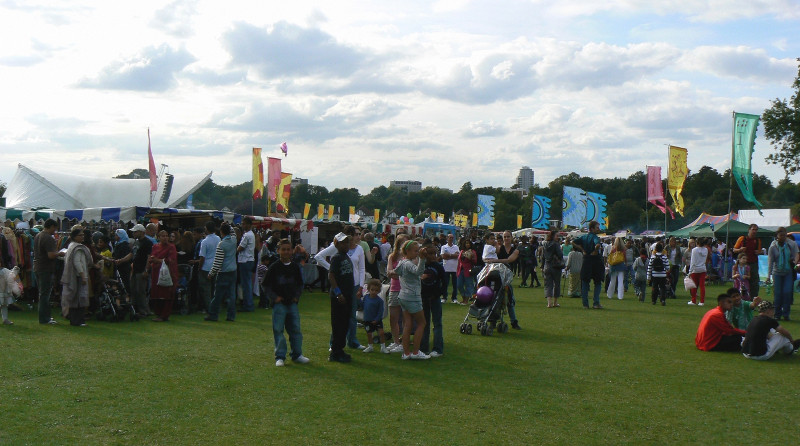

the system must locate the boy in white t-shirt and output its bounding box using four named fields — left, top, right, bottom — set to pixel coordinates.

left=482, top=233, right=497, bottom=262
